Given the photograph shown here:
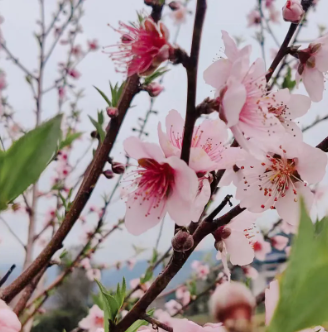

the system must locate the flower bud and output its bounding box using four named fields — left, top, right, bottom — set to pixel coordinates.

left=106, top=107, right=119, bottom=118
left=169, top=1, right=182, bottom=10
left=210, top=282, right=255, bottom=328
left=103, top=169, right=114, bottom=179
left=144, top=82, right=164, bottom=97
left=282, top=0, right=304, bottom=23
left=172, top=230, right=194, bottom=252
left=112, top=161, right=125, bottom=174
